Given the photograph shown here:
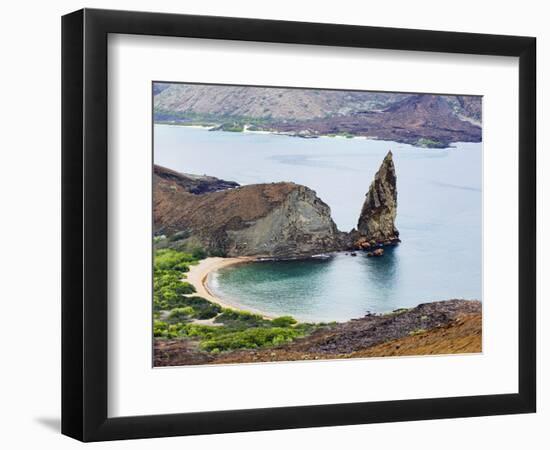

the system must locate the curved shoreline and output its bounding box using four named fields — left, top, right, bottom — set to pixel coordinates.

left=185, top=257, right=276, bottom=319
